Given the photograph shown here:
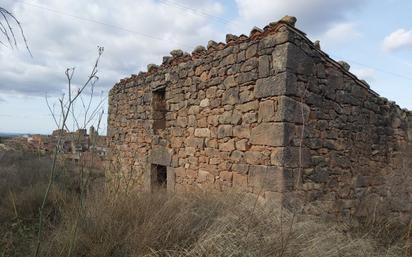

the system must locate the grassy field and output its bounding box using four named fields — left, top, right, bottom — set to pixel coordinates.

left=0, top=147, right=408, bottom=257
